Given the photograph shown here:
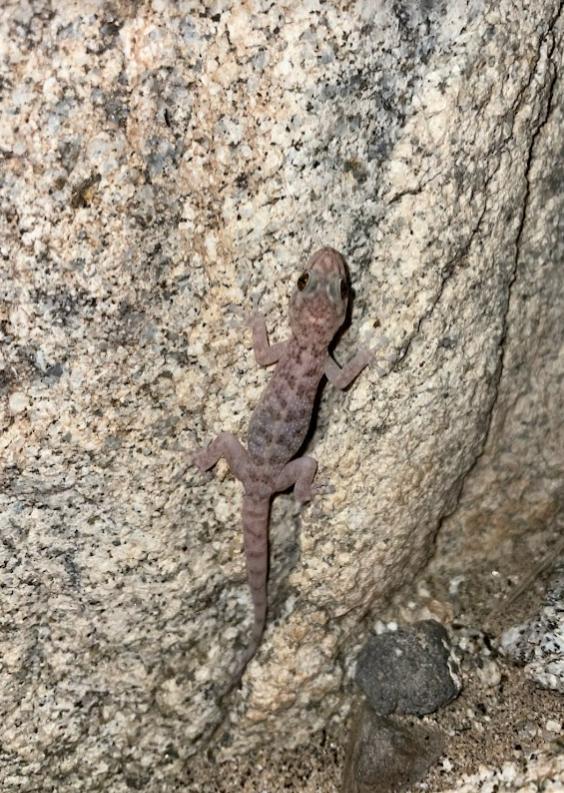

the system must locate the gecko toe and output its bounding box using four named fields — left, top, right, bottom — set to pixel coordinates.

left=312, top=480, right=334, bottom=496
left=294, top=480, right=332, bottom=504
left=191, top=449, right=214, bottom=476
